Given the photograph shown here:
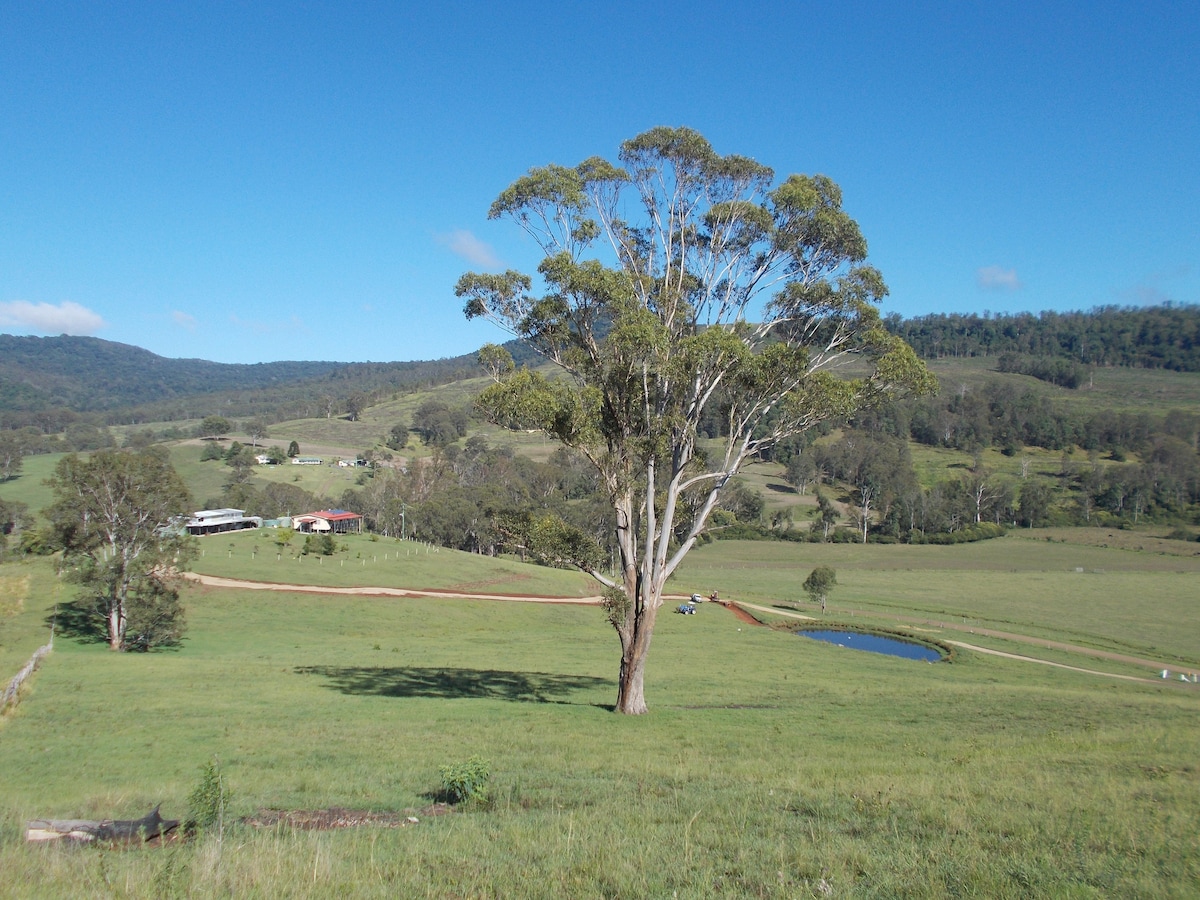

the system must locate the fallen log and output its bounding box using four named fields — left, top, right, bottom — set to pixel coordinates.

left=26, top=804, right=180, bottom=843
